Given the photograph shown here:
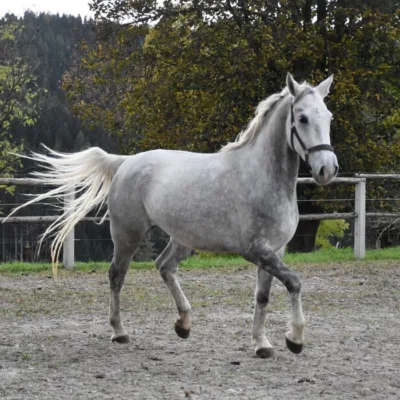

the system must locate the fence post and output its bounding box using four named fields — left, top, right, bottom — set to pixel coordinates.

left=354, top=179, right=366, bottom=259
left=63, top=189, right=75, bottom=268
